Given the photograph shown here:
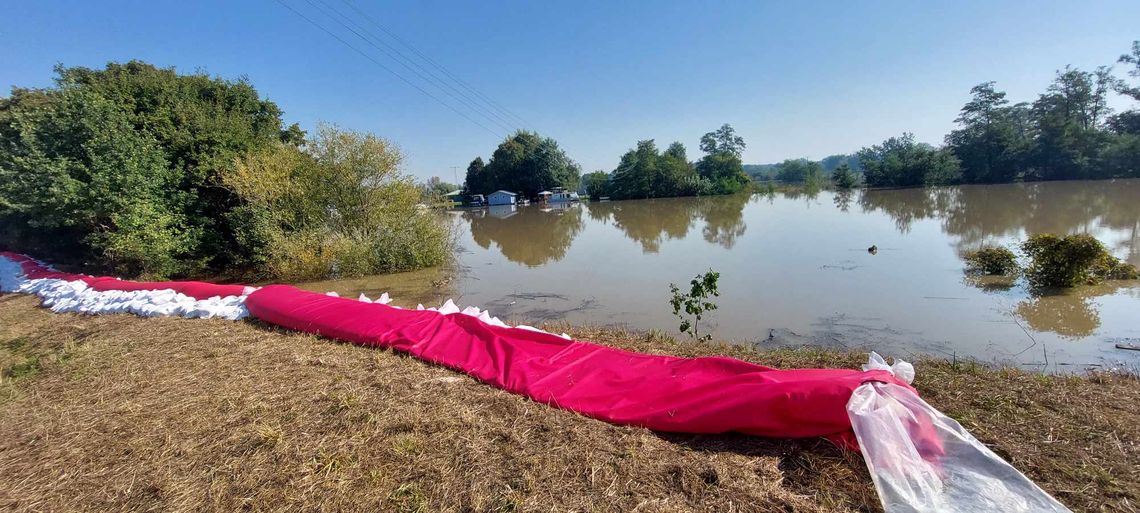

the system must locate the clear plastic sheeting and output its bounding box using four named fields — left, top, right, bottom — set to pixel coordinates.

left=848, top=381, right=1071, bottom=513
